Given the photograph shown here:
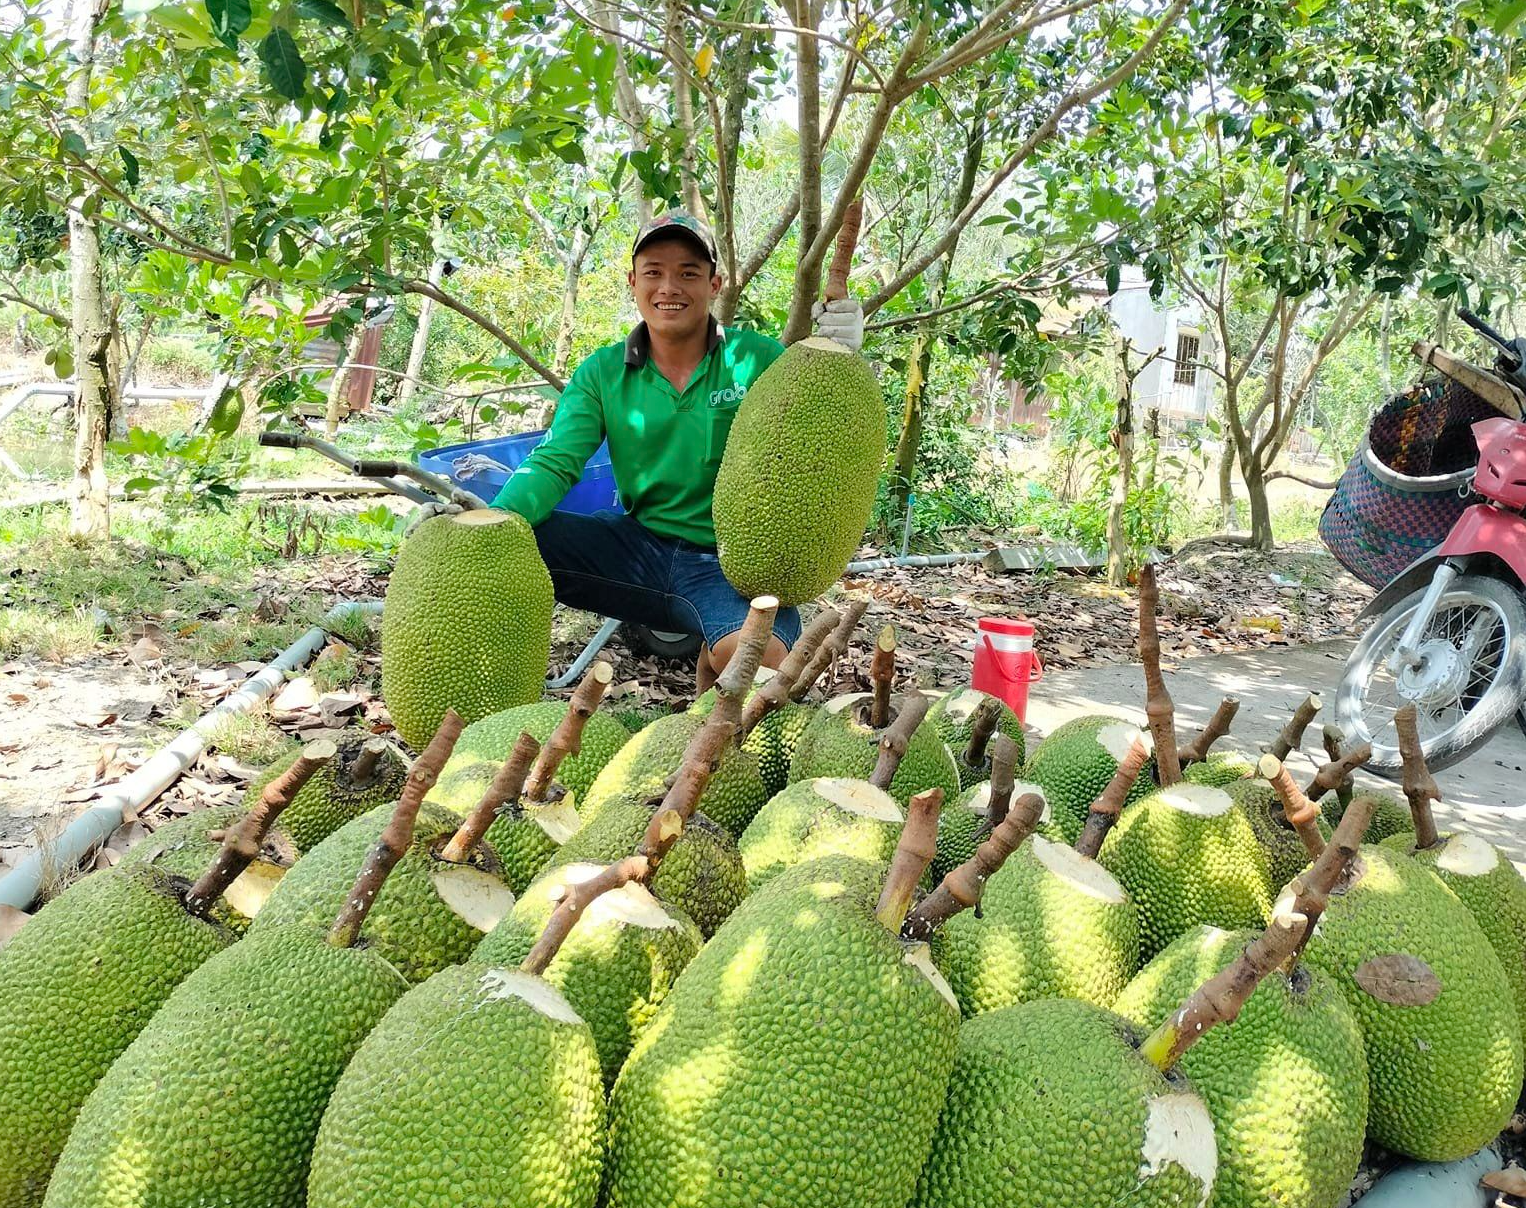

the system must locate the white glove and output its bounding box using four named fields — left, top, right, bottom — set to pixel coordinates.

left=403, top=500, right=462, bottom=536
left=452, top=452, right=510, bottom=478
left=811, top=297, right=865, bottom=353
